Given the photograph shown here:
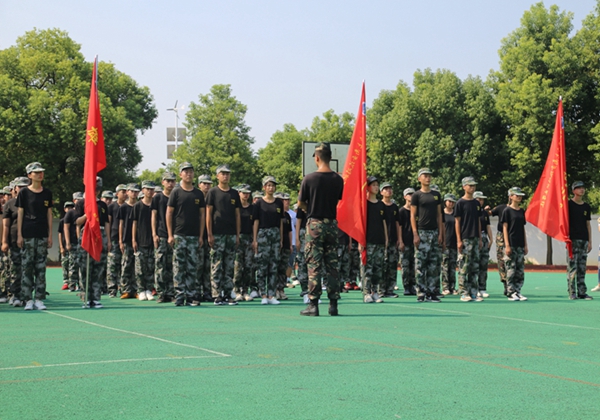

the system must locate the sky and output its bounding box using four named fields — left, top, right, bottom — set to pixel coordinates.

left=1, top=0, right=597, bottom=173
